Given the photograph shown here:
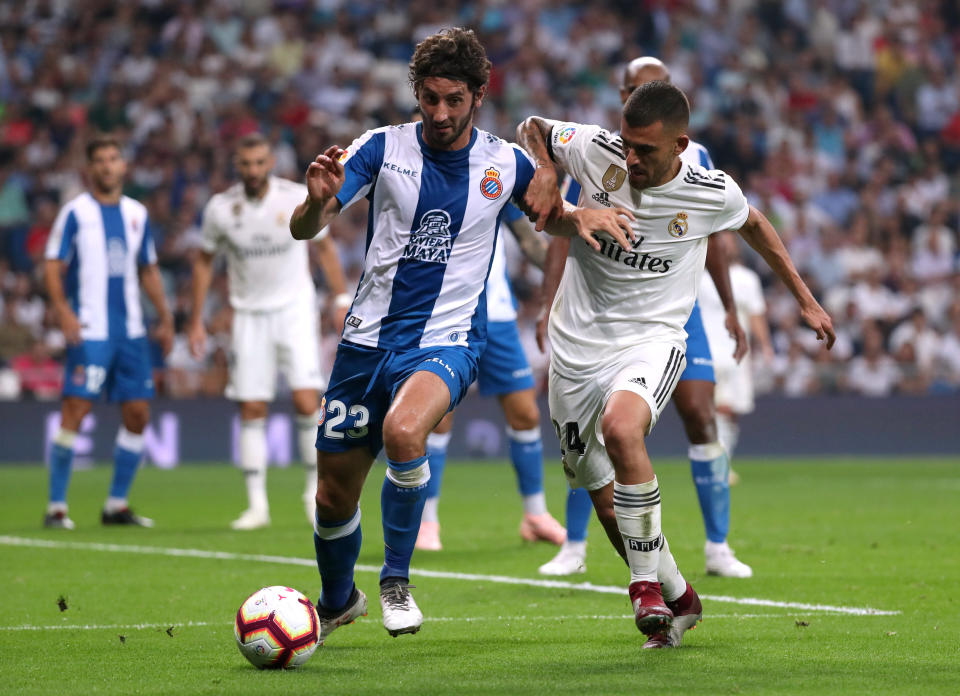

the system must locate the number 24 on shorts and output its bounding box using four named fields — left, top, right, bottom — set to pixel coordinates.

left=553, top=420, right=586, bottom=456
left=322, top=399, right=370, bottom=440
